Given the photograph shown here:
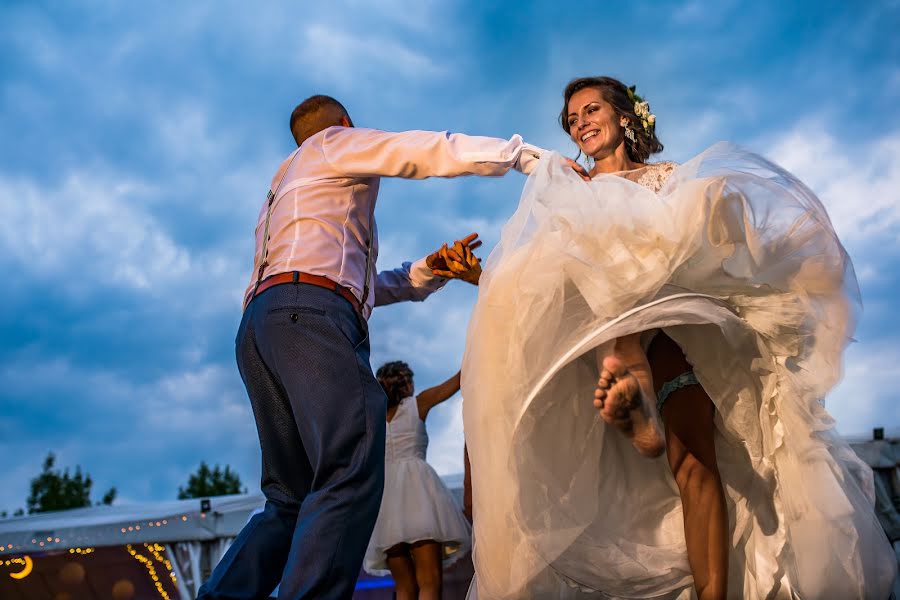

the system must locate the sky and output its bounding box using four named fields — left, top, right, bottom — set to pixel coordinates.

left=1, top=0, right=898, bottom=512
